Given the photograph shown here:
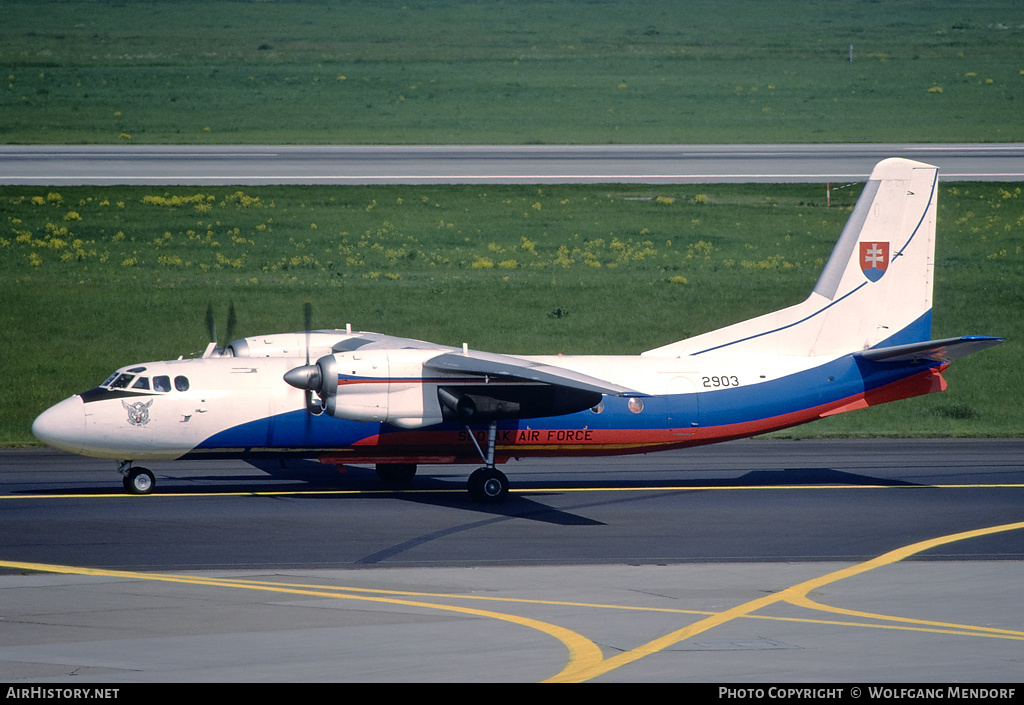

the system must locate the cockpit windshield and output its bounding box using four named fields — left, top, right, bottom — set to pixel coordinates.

left=101, top=369, right=188, bottom=393
left=108, top=373, right=136, bottom=389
